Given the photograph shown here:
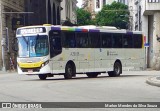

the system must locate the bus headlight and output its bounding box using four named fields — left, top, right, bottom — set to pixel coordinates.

left=41, top=60, right=49, bottom=67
